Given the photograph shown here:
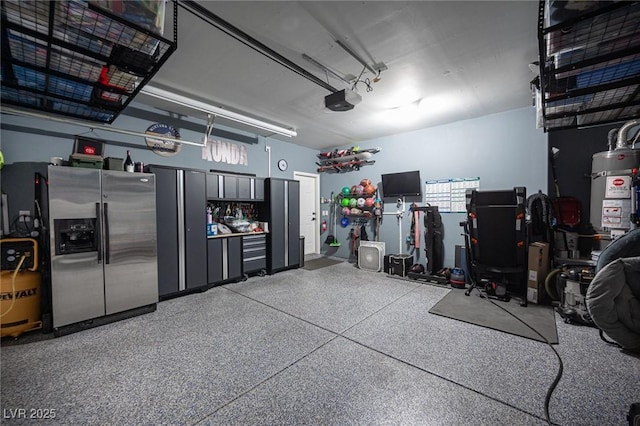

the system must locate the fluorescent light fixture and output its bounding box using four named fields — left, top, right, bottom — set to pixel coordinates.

left=139, top=85, right=297, bottom=138
left=0, top=105, right=205, bottom=147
